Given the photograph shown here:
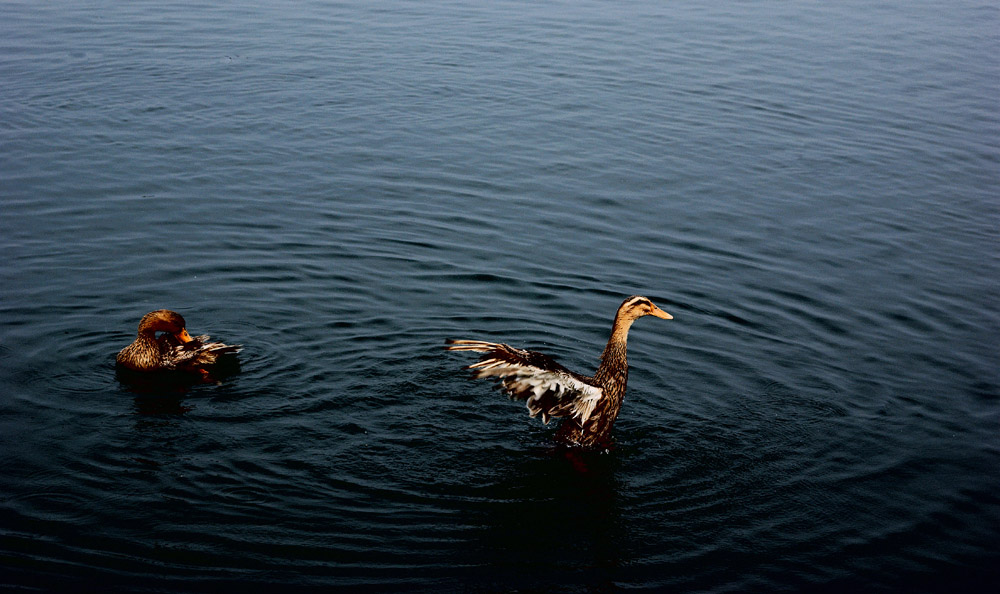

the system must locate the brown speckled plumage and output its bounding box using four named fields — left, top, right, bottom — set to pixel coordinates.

left=447, top=295, right=672, bottom=449
left=117, top=309, right=241, bottom=374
